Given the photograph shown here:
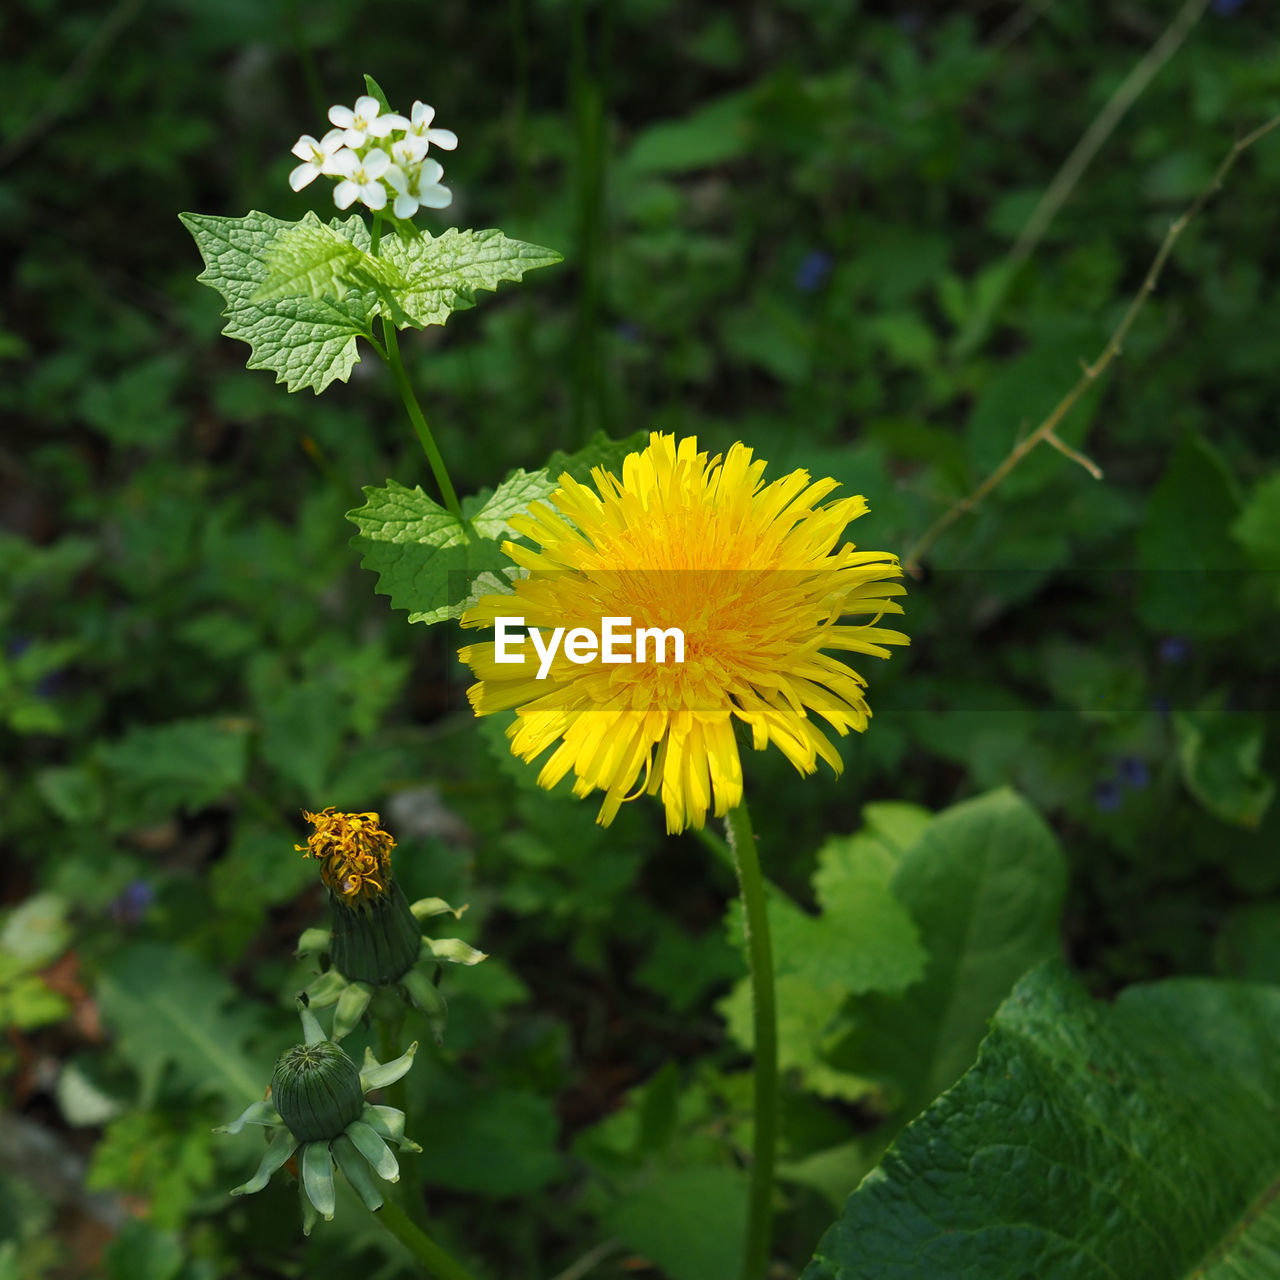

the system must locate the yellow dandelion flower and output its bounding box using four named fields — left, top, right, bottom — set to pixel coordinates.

left=296, top=808, right=396, bottom=905
left=458, top=432, right=908, bottom=833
